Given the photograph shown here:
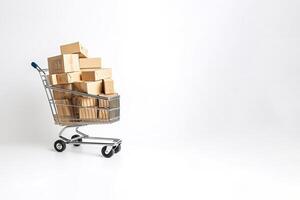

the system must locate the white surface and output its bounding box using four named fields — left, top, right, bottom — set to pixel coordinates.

left=0, top=0, right=300, bottom=199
